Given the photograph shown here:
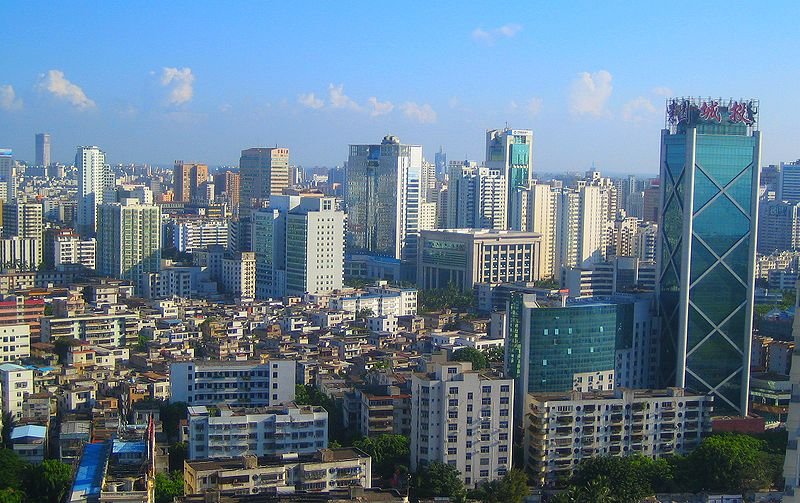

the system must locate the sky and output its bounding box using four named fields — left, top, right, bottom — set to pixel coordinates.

left=0, top=1, right=797, bottom=175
